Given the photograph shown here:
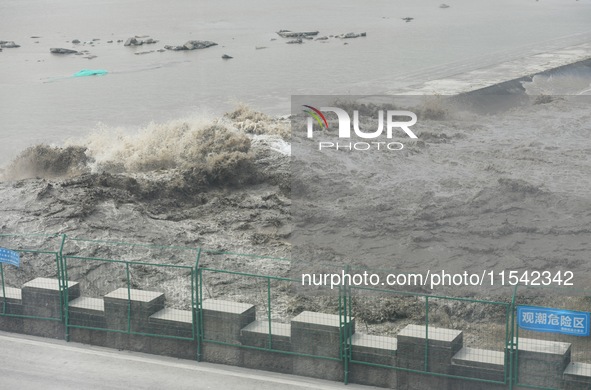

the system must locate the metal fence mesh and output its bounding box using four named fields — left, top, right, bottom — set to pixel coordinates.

left=348, top=285, right=511, bottom=384
left=3, top=233, right=590, bottom=387
left=514, top=285, right=591, bottom=389
left=0, top=234, right=63, bottom=321
left=64, top=258, right=195, bottom=340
